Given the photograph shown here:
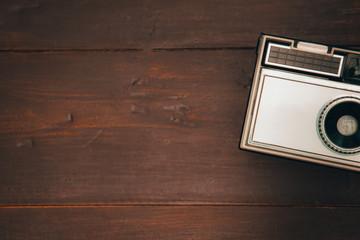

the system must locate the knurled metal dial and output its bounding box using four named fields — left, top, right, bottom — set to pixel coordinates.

left=318, top=96, right=360, bottom=154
